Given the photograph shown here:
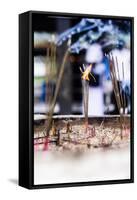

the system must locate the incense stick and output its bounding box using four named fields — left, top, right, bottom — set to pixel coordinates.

left=107, top=53, right=124, bottom=139
left=108, top=55, right=121, bottom=111
left=122, top=62, right=126, bottom=111
left=83, top=79, right=89, bottom=132
left=45, top=47, right=51, bottom=111
left=115, top=56, right=124, bottom=109
left=122, top=61, right=127, bottom=133
left=44, top=49, right=69, bottom=136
